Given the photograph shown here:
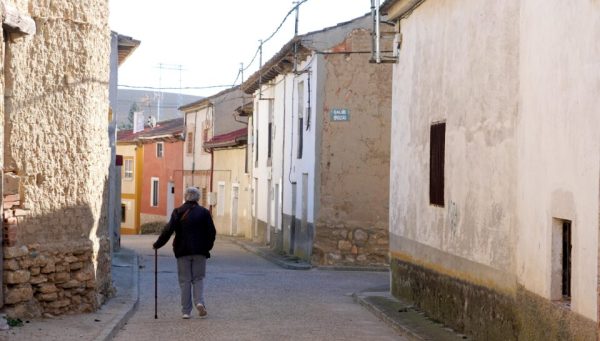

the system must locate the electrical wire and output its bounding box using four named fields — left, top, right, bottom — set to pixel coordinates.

left=120, top=1, right=311, bottom=94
